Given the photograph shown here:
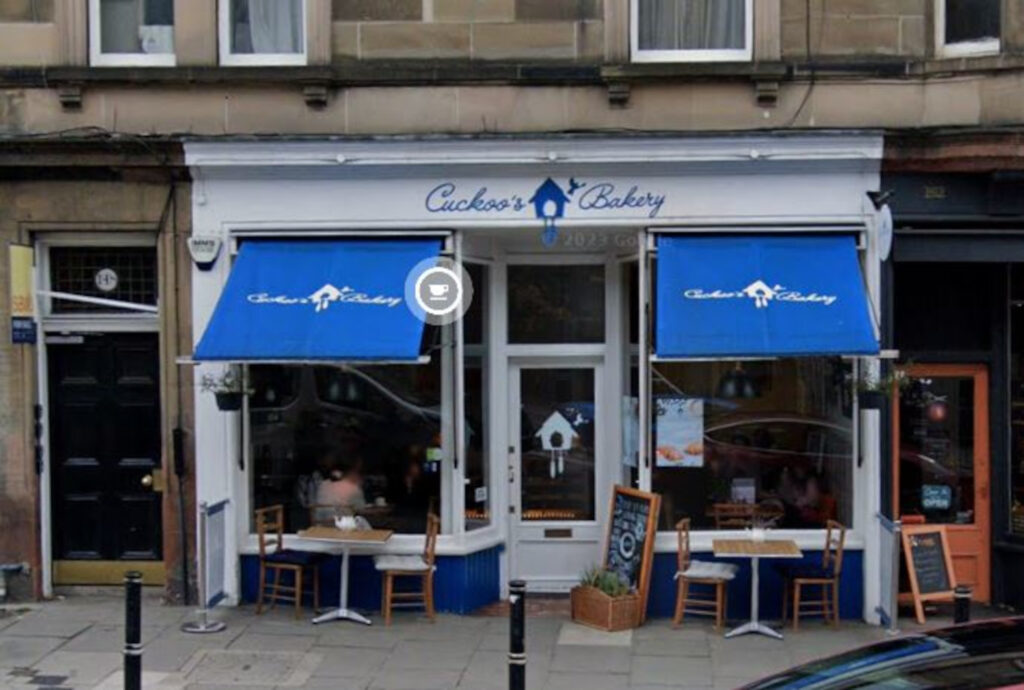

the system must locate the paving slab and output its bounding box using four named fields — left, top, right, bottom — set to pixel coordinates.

left=551, top=644, right=632, bottom=674
left=1, top=615, right=94, bottom=638
left=0, top=636, right=67, bottom=667
left=60, top=624, right=165, bottom=653
left=556, top=623, right=632, bottom=647
left=631, top=654, right=713, bottom=687
left=632, top=634, right=710, bottom=657
left=180, top=649, right=321, bottom=687
left=544, top=671, right=630, bottom=690
left=31, top=650, right=122, bottom=686
left=369, top=668, right=462, bottom=689
left=311, top=646, right=389, bottom=677
left=387, top=639, right=477, bottom=670
left=228, top=632, right=318, bottom=652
